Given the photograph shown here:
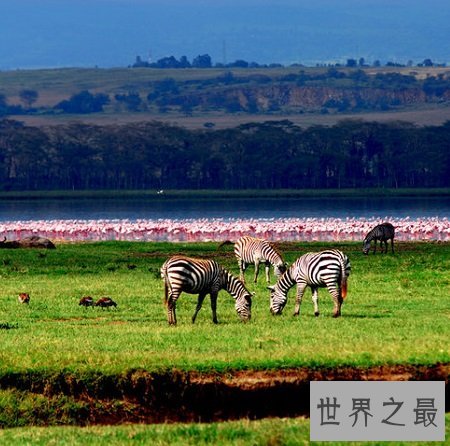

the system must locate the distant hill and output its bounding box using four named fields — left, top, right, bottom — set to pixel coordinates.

left=1, top=66, right=450, bottom=129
